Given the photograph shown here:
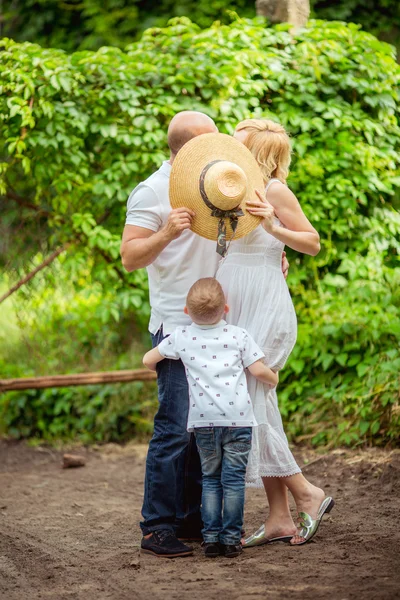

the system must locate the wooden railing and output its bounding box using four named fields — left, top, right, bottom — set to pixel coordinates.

left=0, top=369, right=157, bottom=392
